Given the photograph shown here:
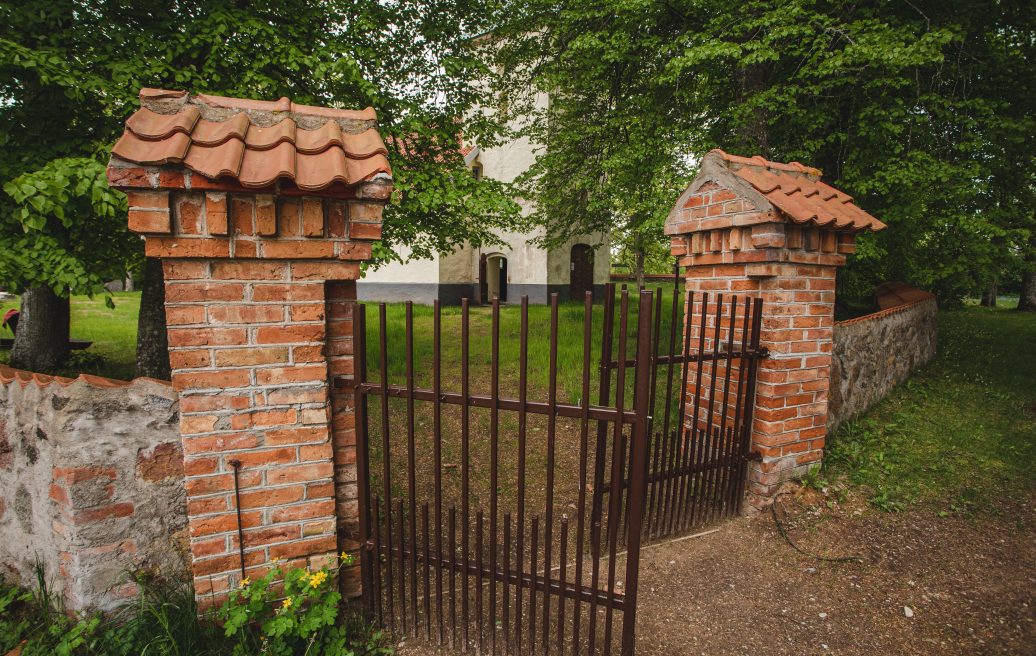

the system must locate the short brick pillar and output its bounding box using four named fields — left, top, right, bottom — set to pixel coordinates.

left=666, top=150, right=885, bottom=507
left=107, top=89, right=392, bottom=601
